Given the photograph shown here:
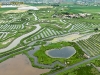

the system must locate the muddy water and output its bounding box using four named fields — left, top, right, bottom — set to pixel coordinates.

left=0, top=54, right=50, bottom=75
